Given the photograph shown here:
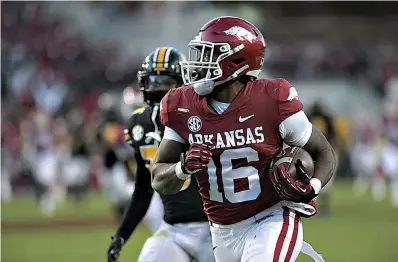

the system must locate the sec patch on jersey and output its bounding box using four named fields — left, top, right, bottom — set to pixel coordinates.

left=272, top=146, right=314, bottom=180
